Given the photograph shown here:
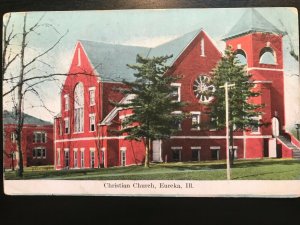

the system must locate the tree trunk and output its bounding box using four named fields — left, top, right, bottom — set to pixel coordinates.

left=16, top=129, right=23, bottom=177
left=144, top=138, right=151, bottom=168
left=15, top=14, right=27, bottom=177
